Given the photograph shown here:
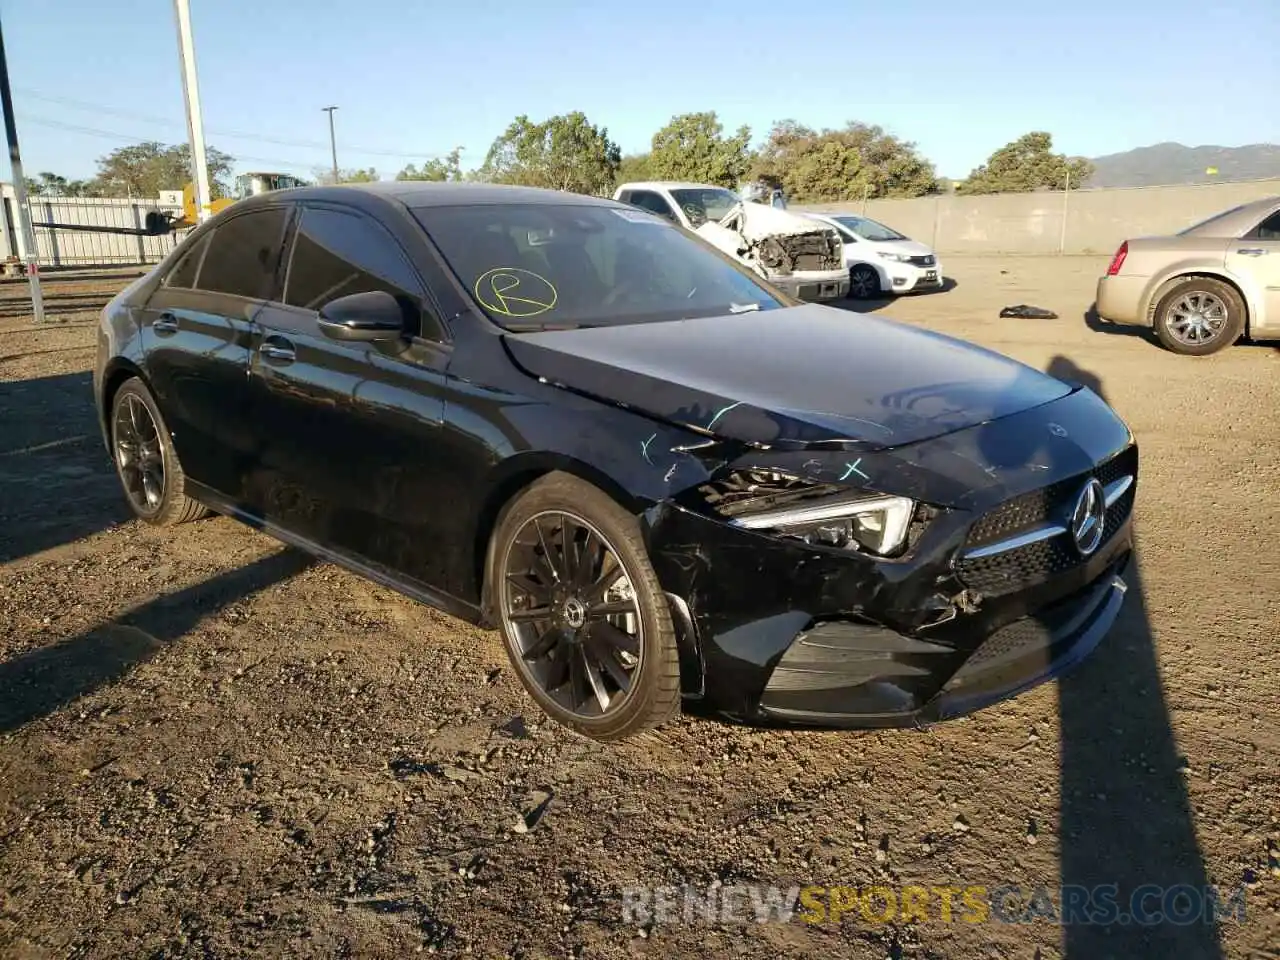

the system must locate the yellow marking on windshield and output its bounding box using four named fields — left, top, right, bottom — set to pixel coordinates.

left=474, top=267, right=558, bottom=317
